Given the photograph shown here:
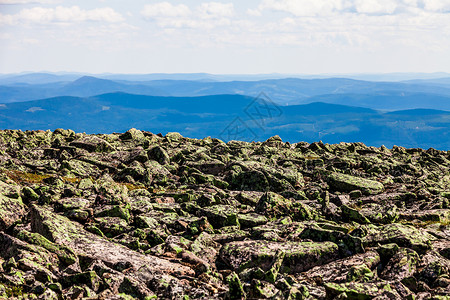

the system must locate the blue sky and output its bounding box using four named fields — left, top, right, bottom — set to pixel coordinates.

left=1, top=0, right=450, bottom=74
